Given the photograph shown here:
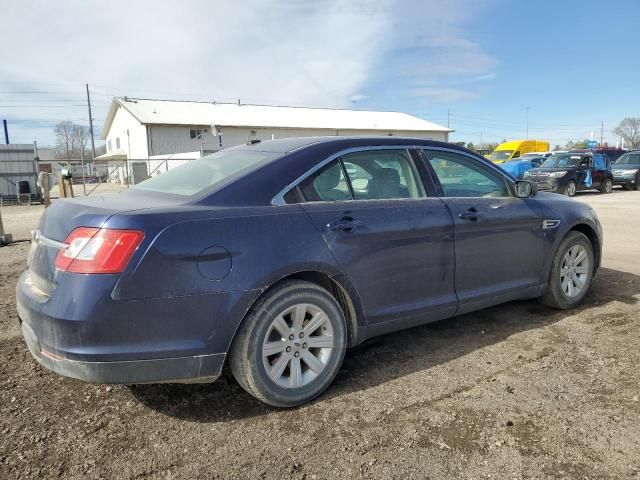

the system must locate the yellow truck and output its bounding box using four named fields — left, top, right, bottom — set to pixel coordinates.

left=487, top=140, right=550, bottom=163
